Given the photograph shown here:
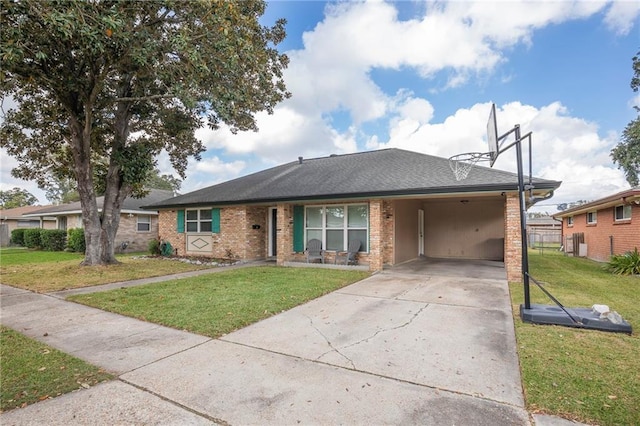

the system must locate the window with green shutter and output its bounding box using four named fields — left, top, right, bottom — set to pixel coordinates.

left=177, top=210, right=185, bottom=233
left=293, top=205, right=304, bottom=252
